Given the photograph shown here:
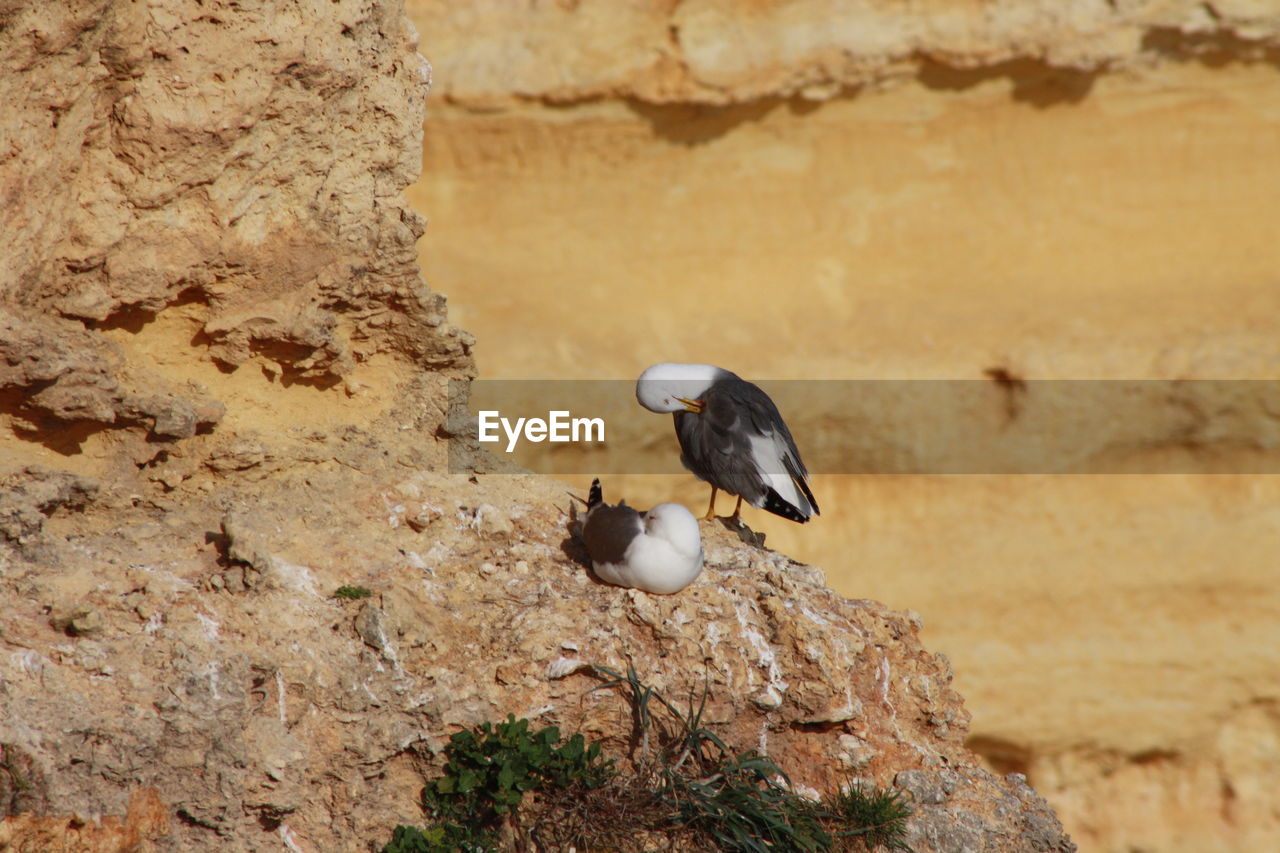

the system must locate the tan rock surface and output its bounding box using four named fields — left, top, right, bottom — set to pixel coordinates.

left=1, top=0, right=473, bottom=479
left=405, top=2, right=1280, bottom=851
left=0, top=455, right=1073, bottom=850
left=0, top=787, right=169, bottom=853
left=411, top=0, right=1280, bottom=105
left=0, top=1, right=1074, bottom=851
